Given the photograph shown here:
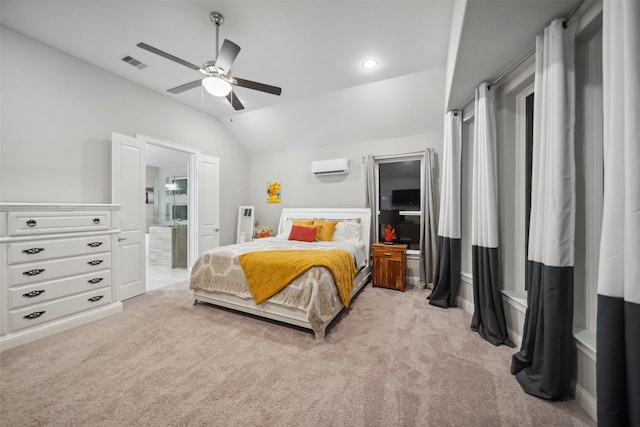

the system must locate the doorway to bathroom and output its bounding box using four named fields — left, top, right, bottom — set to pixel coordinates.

left=144, top=143, right=191, bottom=290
